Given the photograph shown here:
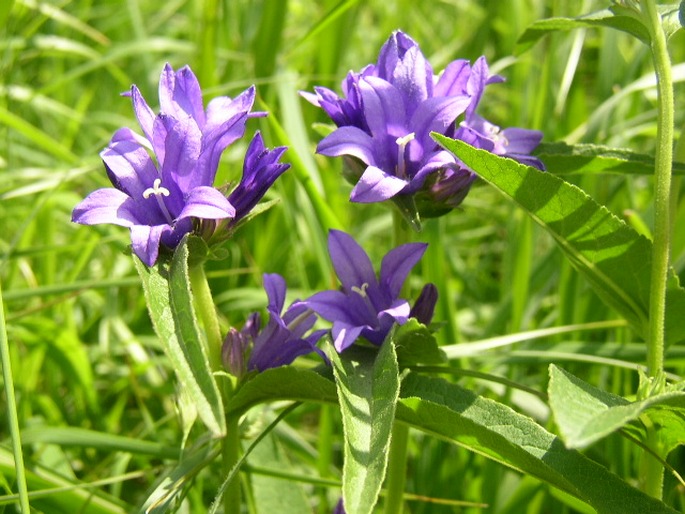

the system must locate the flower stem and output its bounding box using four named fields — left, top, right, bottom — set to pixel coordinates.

left=383, top=209, right=413, bottom=514
left=222, top=413, right=242, bottom=514
left=188, top=263, right=242, bottom=510
left=383, top=422, right=409, bottom=514
left=640, top=0, right=675, bottom=499
left=643, top=0, right=674, bottom=394
left=0, top=280, right=31, bottom=513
